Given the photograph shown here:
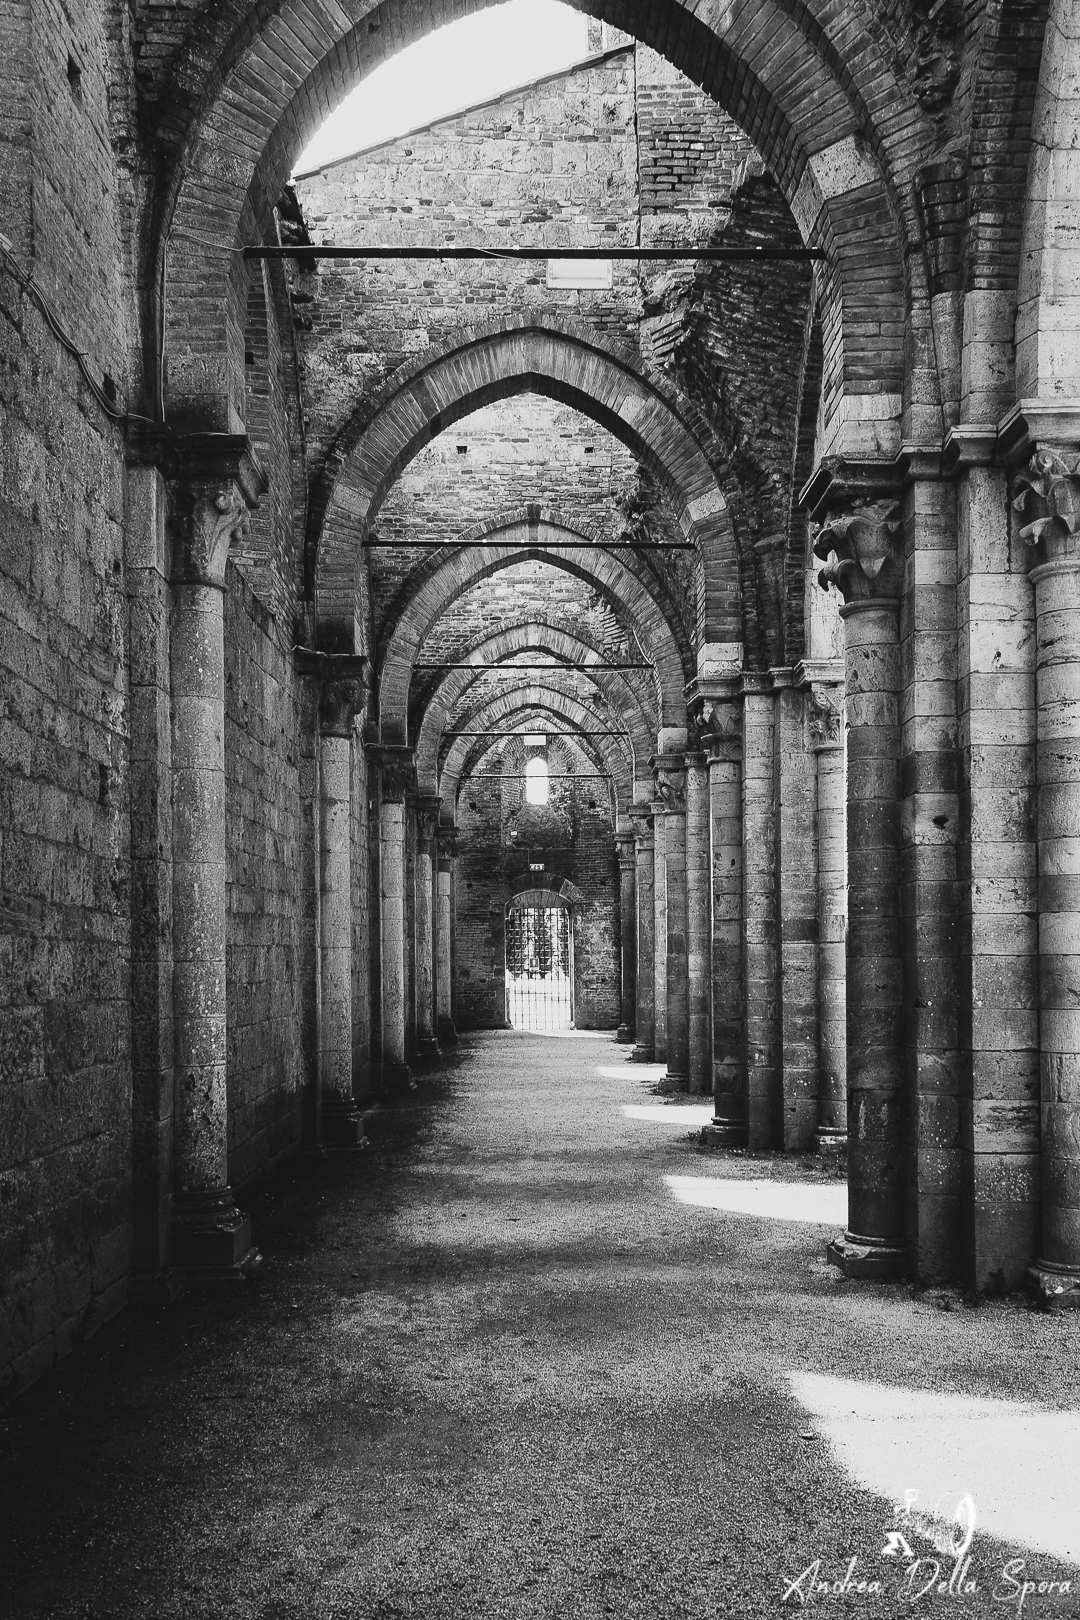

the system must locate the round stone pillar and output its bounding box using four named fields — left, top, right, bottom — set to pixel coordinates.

left=615, top=831, right=637, bottom=1042
left=373, top=746, right=415, bottom=1091
left=652, top=803, right=668, bottom=1063
left=695, top=691, right=746, bottom=1144
left=1015, top=448, right=1080, bottom=1306
left=655, top=753, right=689, bottom=1088
left=169, top=473, right=262, bottom=1281
left=436, top=831, right=458, bottom=1046
left=804, top=676, right=848, bottom=1152
left=318, top=676, right=367, bottom=1148
left=630, top=807, right=655, bottom=1061
left=814, top=500, right=906, bottom=1278
left=414, top=797, right=441, bottom=1061
left=685, top=750, right=711, bottom=1094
